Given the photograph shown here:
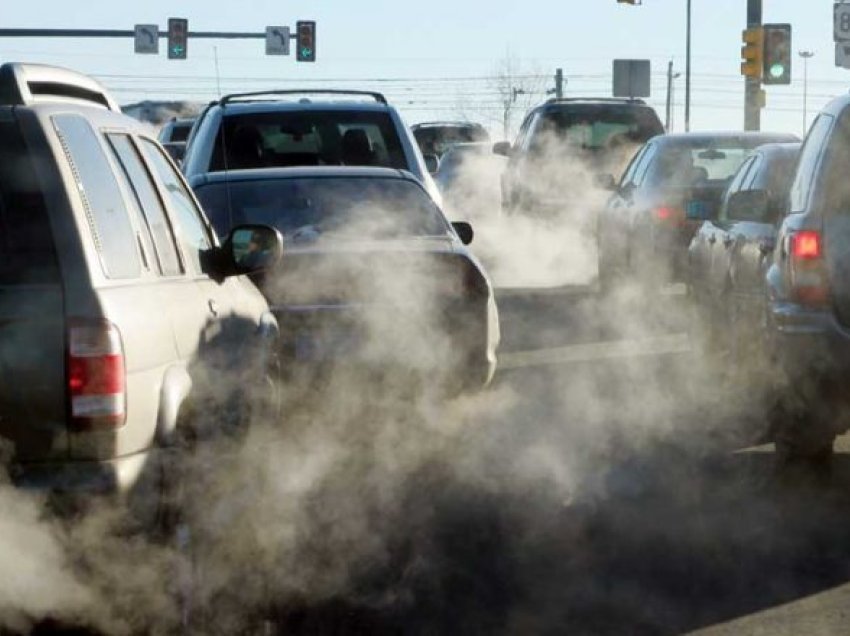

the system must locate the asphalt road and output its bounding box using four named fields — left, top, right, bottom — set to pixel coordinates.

left=266, top=283, right=850, bottom=636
